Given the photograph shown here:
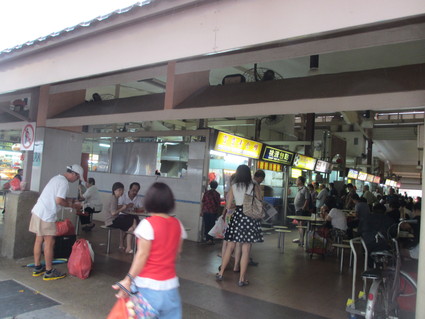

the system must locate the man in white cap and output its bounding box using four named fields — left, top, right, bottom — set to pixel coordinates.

left=29, top=164, right=84, bottom=280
